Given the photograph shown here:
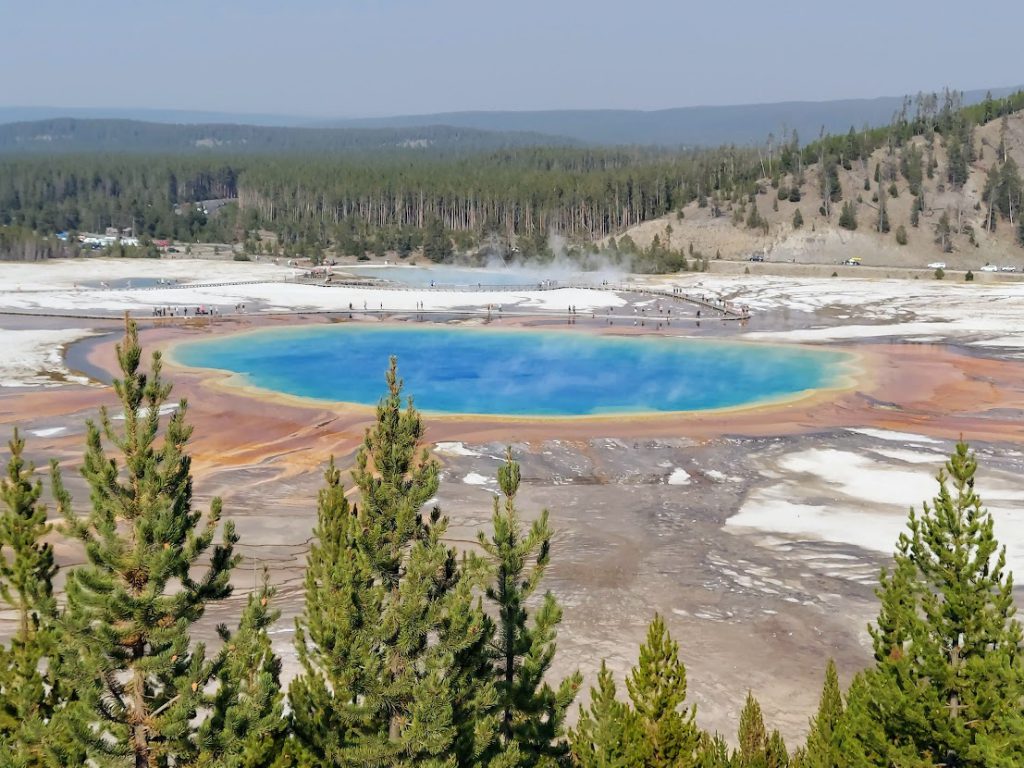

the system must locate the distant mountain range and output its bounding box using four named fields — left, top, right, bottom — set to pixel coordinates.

left=0, top=119, right=577, bottom=155
left=324, top=86, right=1023, bottom=146
left=0, top=106, right=310, bottom=128
left=2, top=86, right=1021, bottom=150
